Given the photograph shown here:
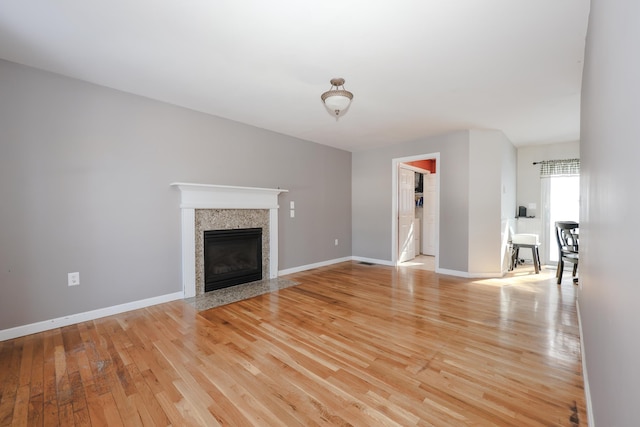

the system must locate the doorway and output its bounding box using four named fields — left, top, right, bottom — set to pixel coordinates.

left=391, top=153, right=440, bottom=269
